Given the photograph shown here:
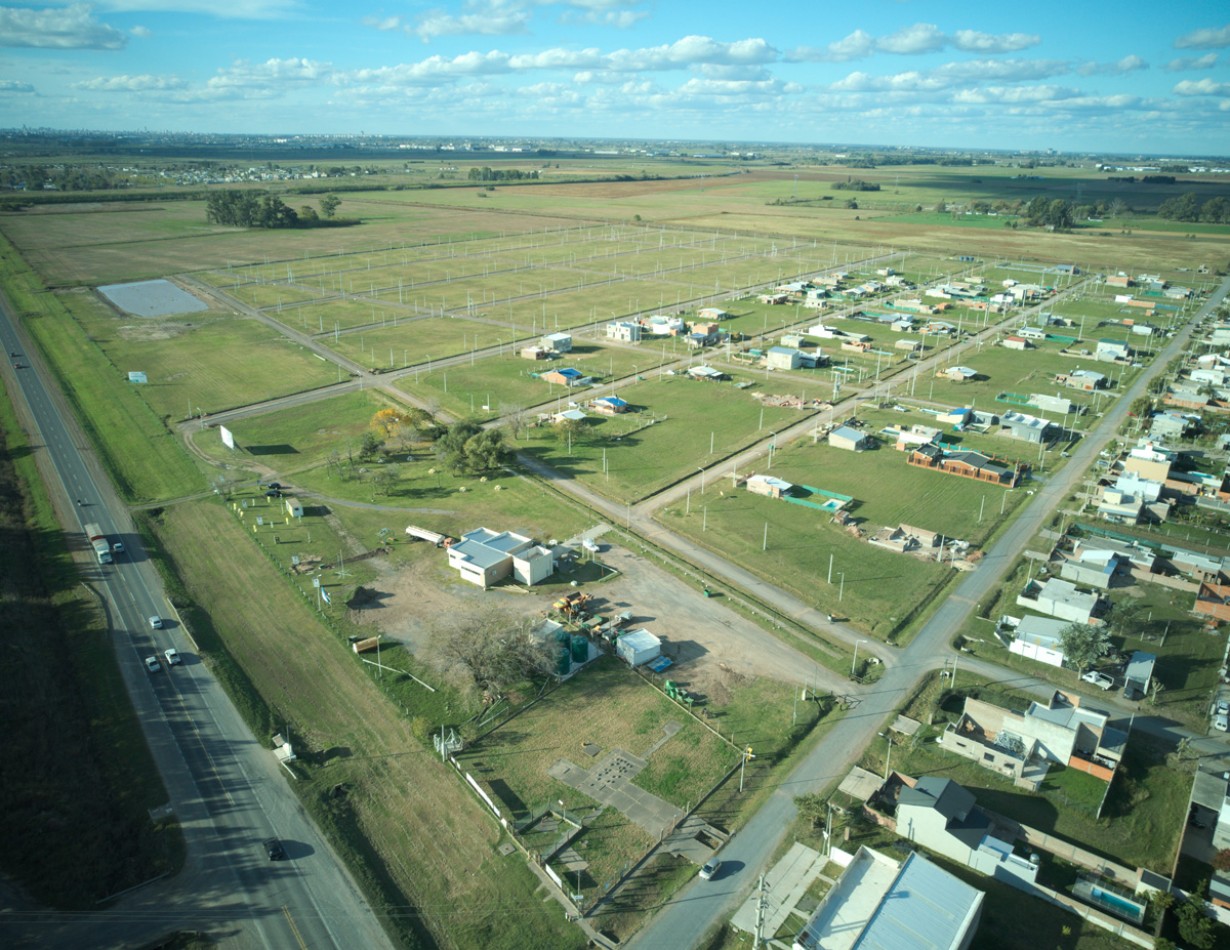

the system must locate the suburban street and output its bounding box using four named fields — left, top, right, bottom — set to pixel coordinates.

left=625, top=275, right=1230, bottom=949
left=0, top=299, right=391, bottom=950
